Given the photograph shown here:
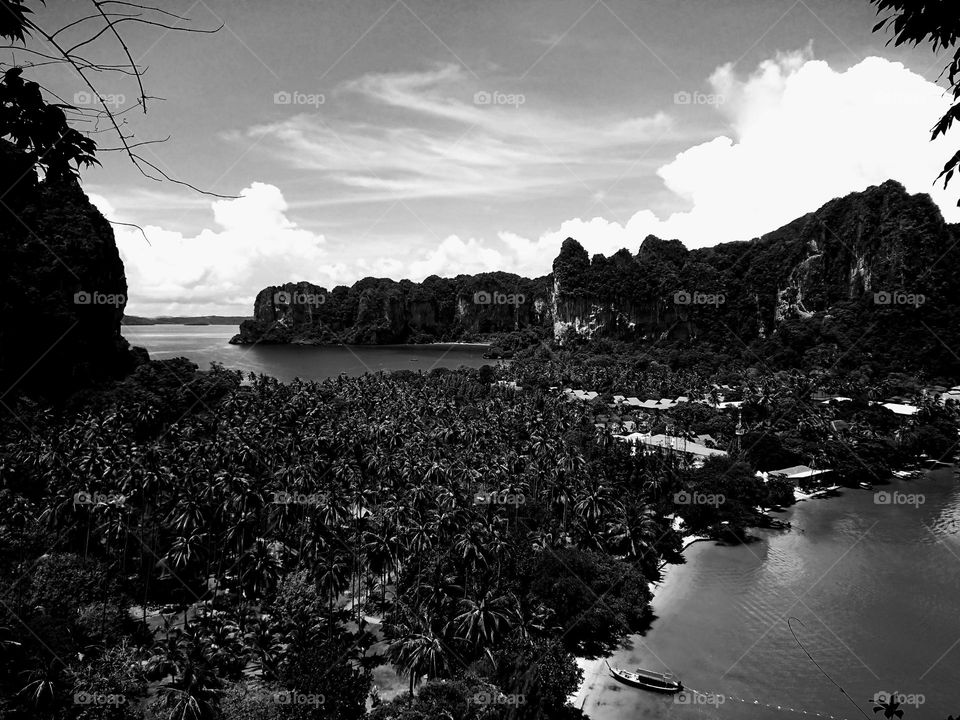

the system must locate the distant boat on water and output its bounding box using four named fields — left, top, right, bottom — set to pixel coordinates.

left=605, top=661, right=683, bottom=693
left=804, top=484, right=842, bottom=499
left=859, top=481, right=874, bottom=490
